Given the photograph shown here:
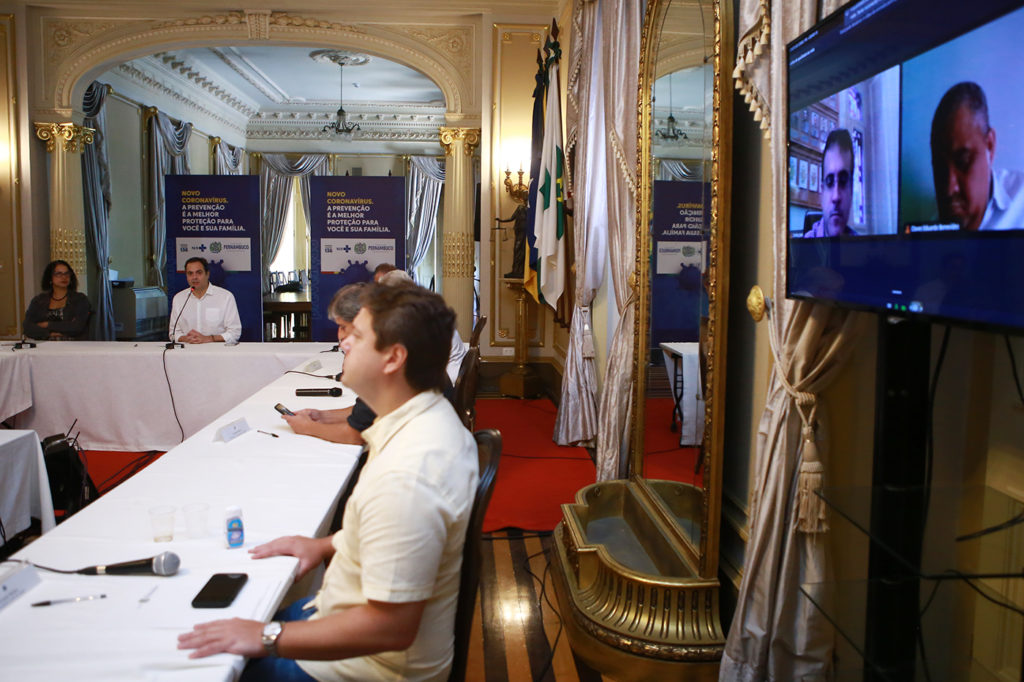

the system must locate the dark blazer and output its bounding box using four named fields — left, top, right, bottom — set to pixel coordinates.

left=23, top=291, right=91, bottom=340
